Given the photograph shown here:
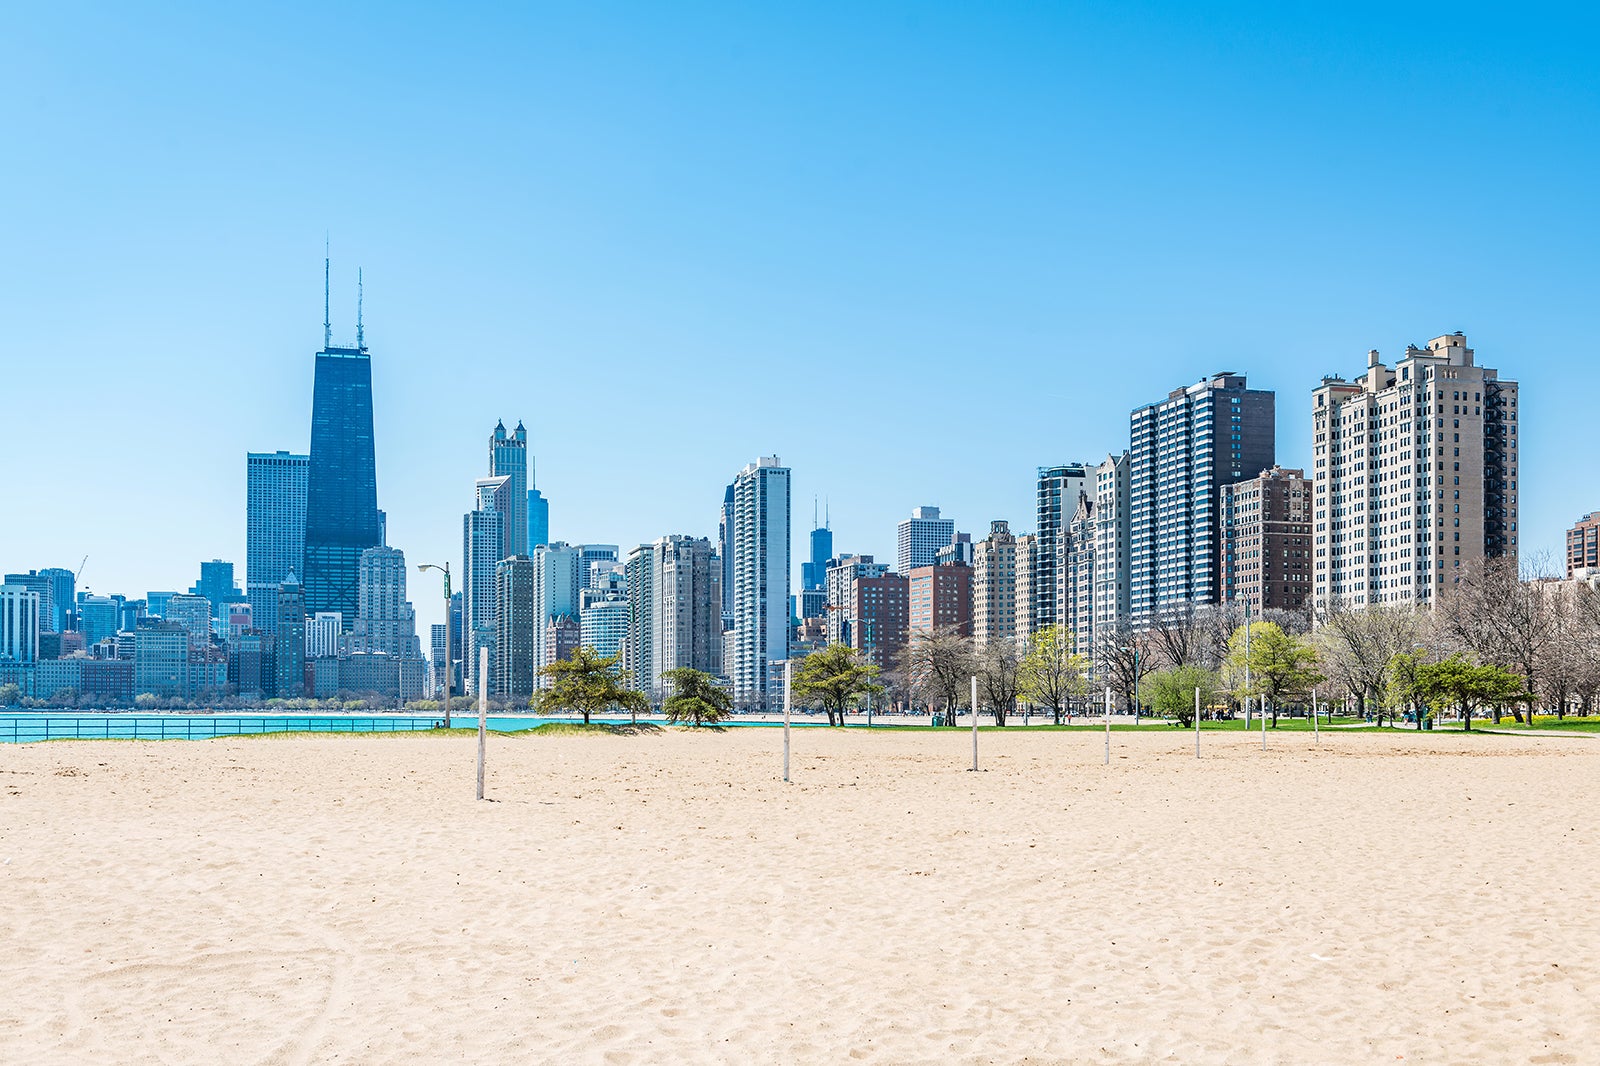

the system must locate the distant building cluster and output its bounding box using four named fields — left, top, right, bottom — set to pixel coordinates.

left=0, top=318, right=1547, bottom=709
